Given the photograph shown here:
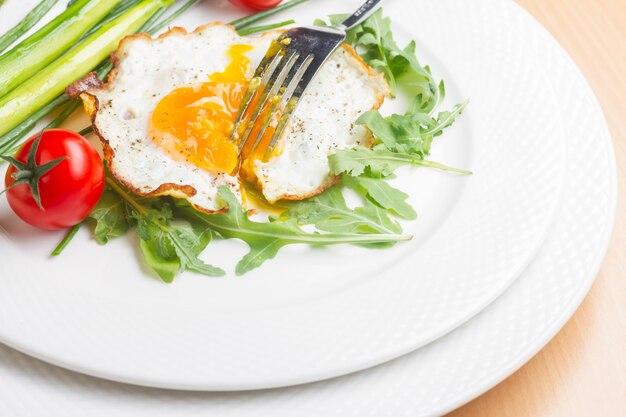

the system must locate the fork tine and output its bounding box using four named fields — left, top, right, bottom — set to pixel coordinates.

left=246, top=94, right=283, bottom=158
left=263, top=54, right=315, bottom=160
left=229, top=42, right=284, bottom=143
left=245, top=54, right=312, bottom=157
left=238, top=51, right=300, bottom=154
